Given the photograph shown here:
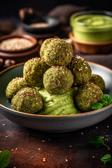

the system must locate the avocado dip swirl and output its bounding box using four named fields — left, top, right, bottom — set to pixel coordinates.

left=38, top=88, right=78, bottom=115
